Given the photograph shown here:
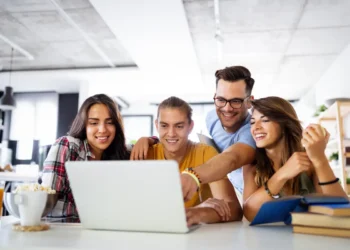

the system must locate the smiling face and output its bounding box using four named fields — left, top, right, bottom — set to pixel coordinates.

left=156, top=107, right=193, bottom=156
left=250, top=109, right=283, bottom=149
left=86, top=104, right=116, bottom=159
left=215, top=79, right=251, bottom=133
